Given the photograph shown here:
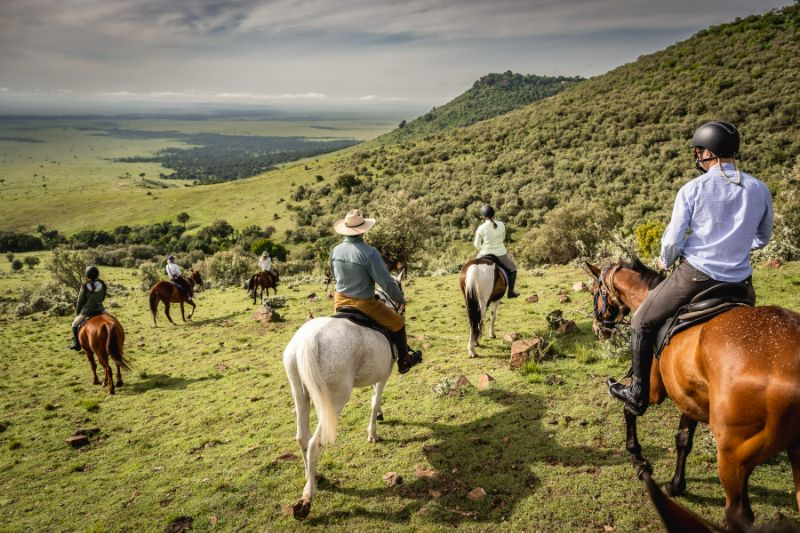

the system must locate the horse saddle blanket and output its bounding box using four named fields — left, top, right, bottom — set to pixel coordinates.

left=655, top=282, right=754, bottom=357
left=333, top=307, right=398, bottom=360
left=477, top=255, right=509, bottom=288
